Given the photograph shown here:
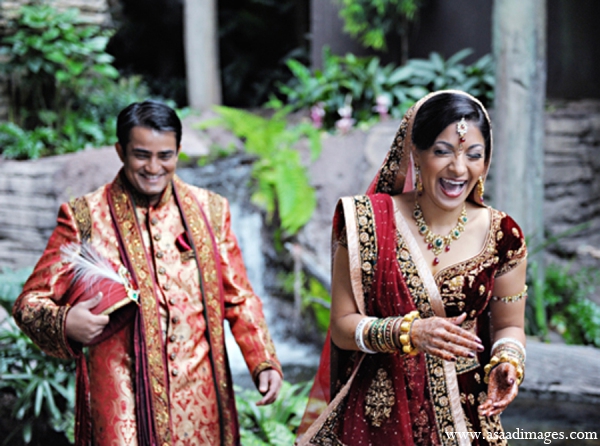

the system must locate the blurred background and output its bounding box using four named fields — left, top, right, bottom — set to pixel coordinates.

left=1, top=0, right=599, bottom=445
